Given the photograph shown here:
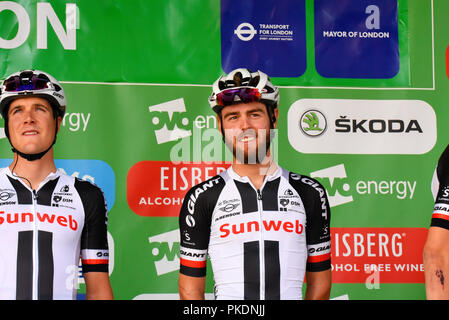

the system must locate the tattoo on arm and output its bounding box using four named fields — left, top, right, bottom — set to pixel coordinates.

left=436, top=269, right=445, bottom=288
